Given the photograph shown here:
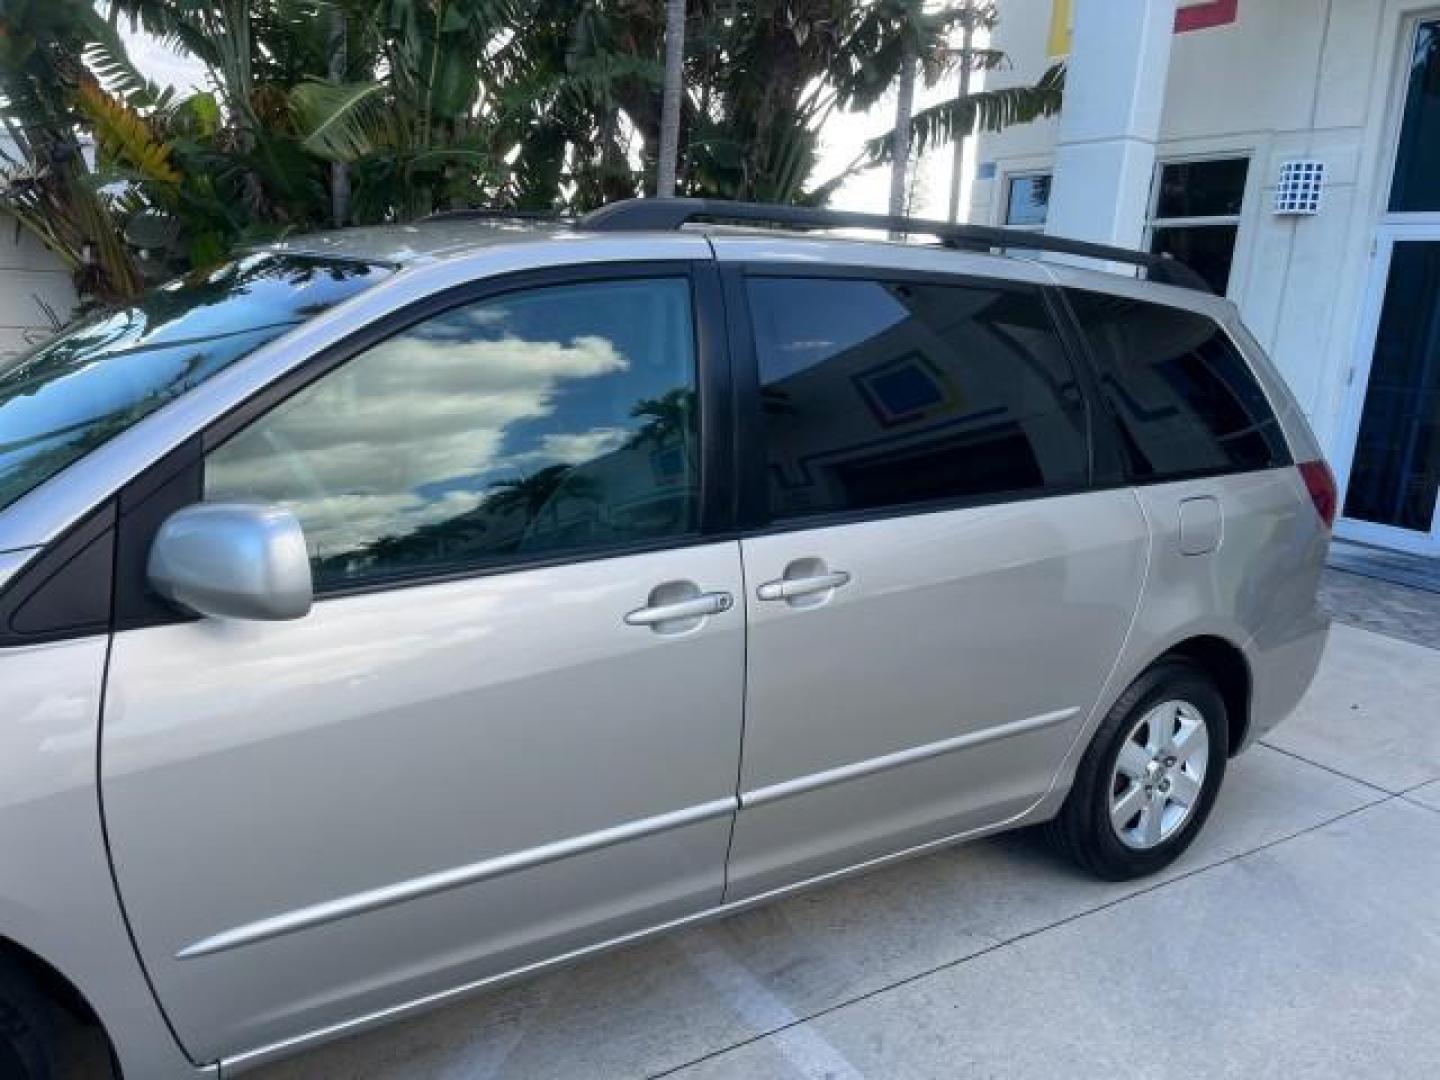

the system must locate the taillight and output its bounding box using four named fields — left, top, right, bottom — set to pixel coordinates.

left=1297, top=460, right=1338, bottom=529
